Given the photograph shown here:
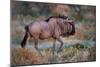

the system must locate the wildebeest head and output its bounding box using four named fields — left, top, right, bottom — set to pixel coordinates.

left=63, top=19, right=75, bottom=35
